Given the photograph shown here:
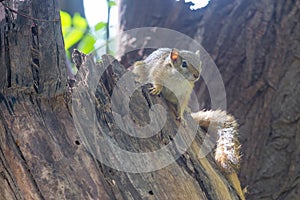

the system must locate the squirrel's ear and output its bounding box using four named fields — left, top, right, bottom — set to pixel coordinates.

left=170, top=48, right=180, bottom=61
left=195, top=50, right=200, bottom=56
